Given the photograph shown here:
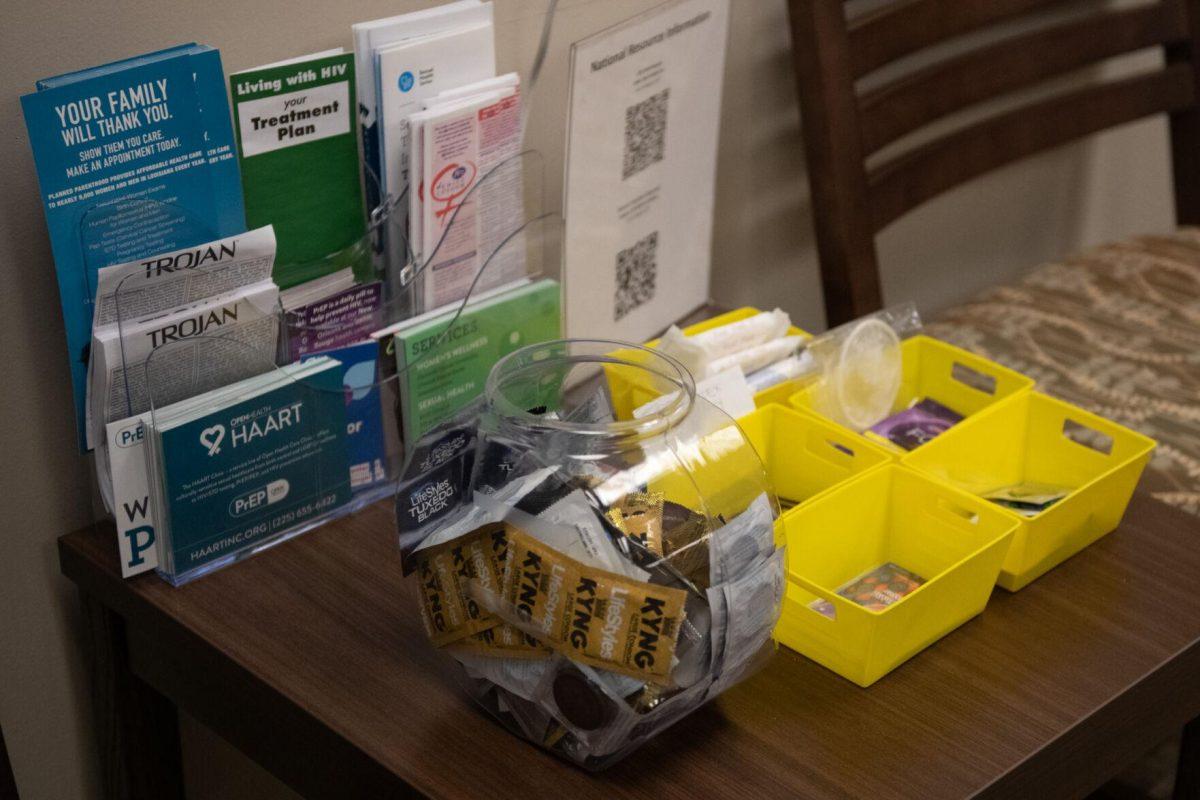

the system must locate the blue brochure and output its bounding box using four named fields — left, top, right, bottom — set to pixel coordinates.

left=315, top=341, right=389, bottom=491
left=21, top=45, right=244, bottom=449
left=156, top=362, right=350, bottom=575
